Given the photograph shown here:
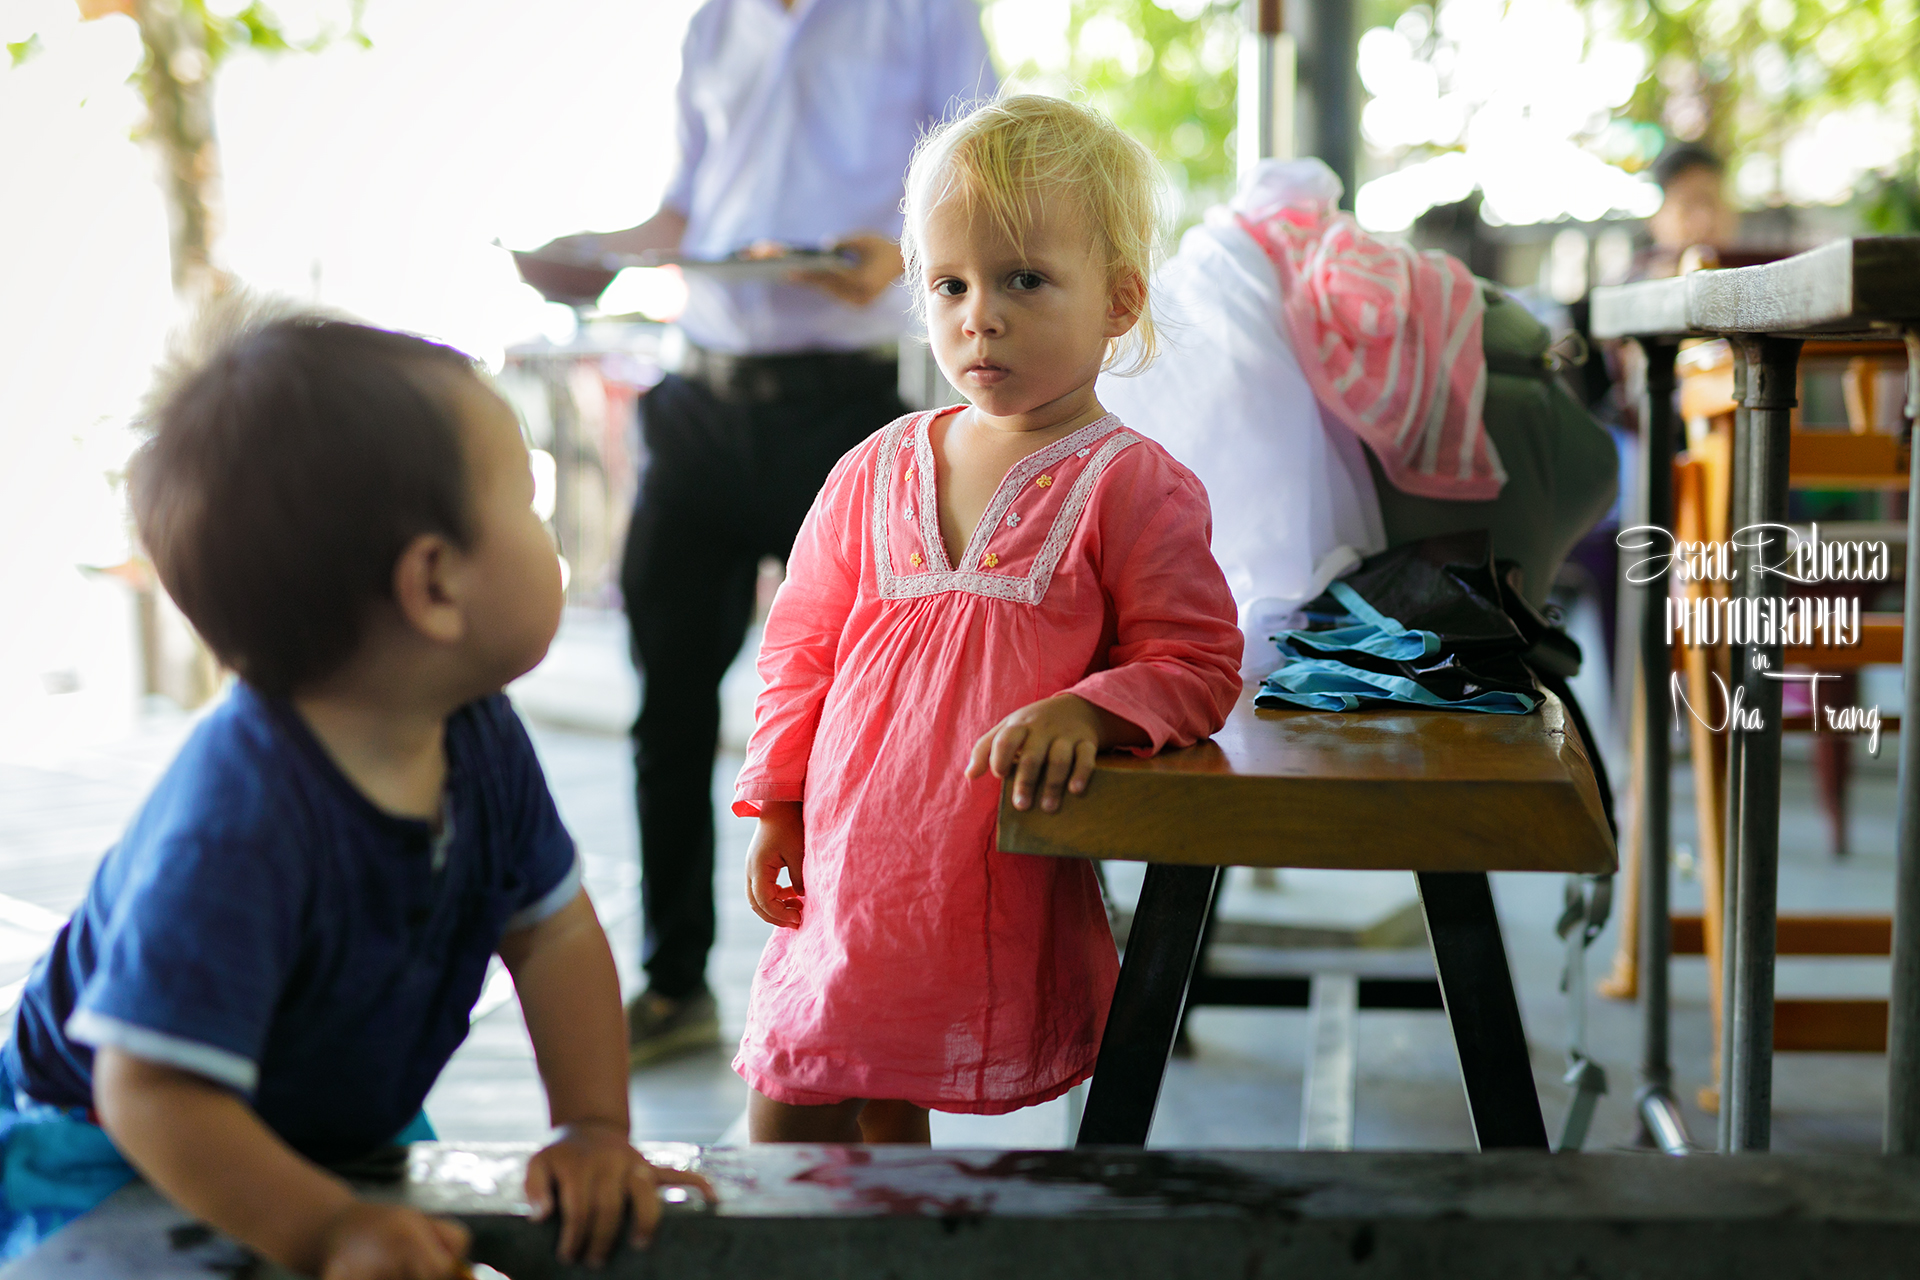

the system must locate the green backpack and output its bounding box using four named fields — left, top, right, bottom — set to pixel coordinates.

left=1365, top=283, right=1619, bottom=611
